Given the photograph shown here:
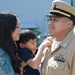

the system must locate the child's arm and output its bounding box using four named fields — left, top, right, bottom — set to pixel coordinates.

left=26, top=36, right=53, bottom=69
